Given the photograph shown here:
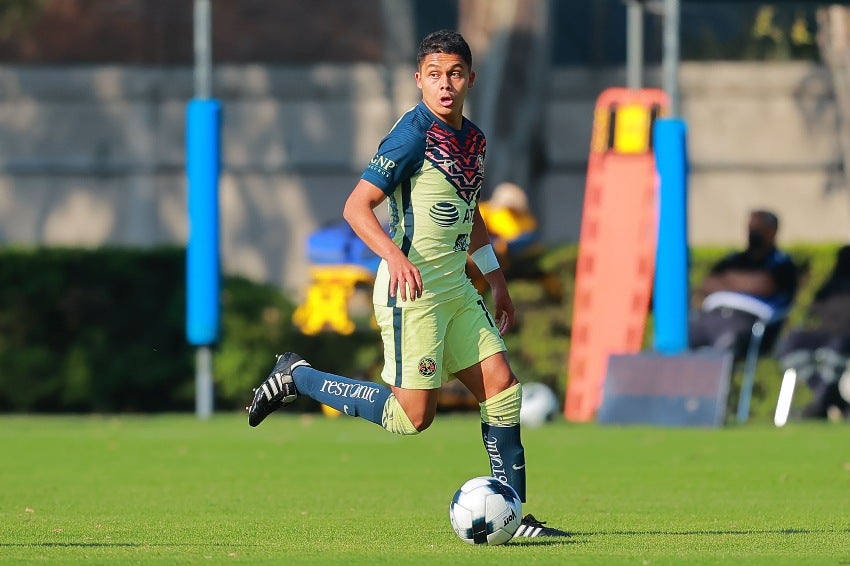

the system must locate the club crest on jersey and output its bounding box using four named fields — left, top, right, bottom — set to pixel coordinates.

left=418, top=357, right=437, bottom=377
